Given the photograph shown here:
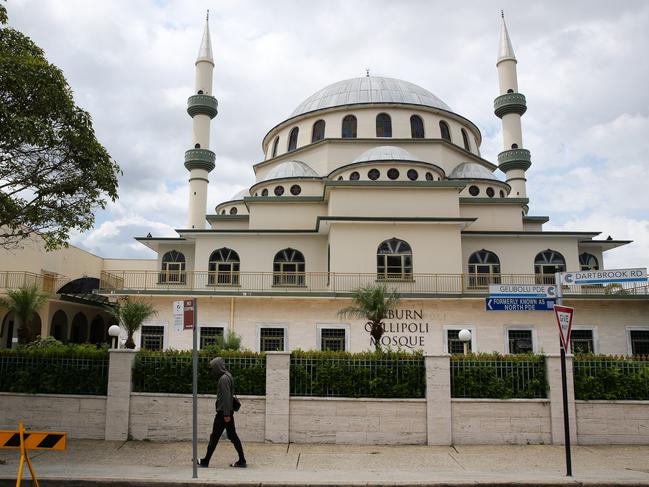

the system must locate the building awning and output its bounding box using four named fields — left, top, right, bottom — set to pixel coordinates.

left=56, top=277, right=111, bottom=307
